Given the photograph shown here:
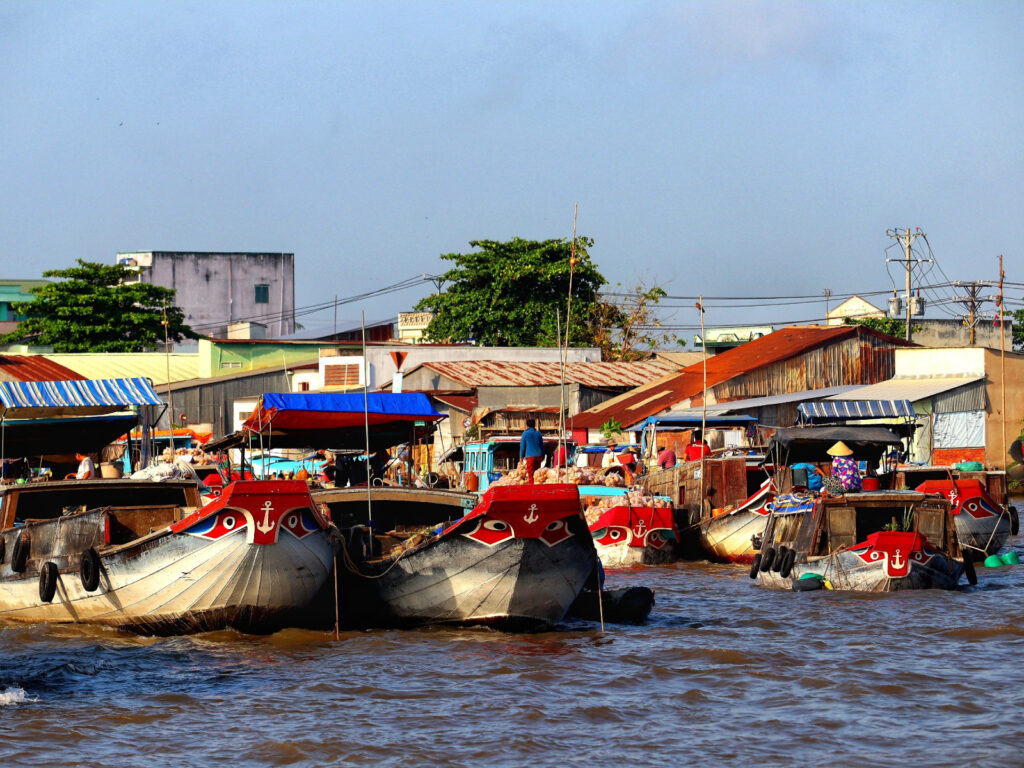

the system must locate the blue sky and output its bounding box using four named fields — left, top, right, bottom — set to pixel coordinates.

left=2, top=1, right=1022, bottom=340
